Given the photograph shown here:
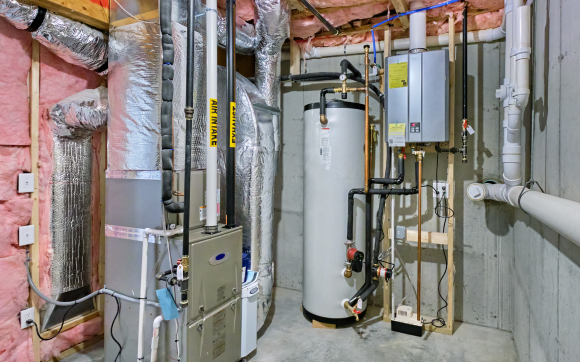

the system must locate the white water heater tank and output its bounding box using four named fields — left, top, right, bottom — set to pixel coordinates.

left=302, top=100, right=367, bottom=322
